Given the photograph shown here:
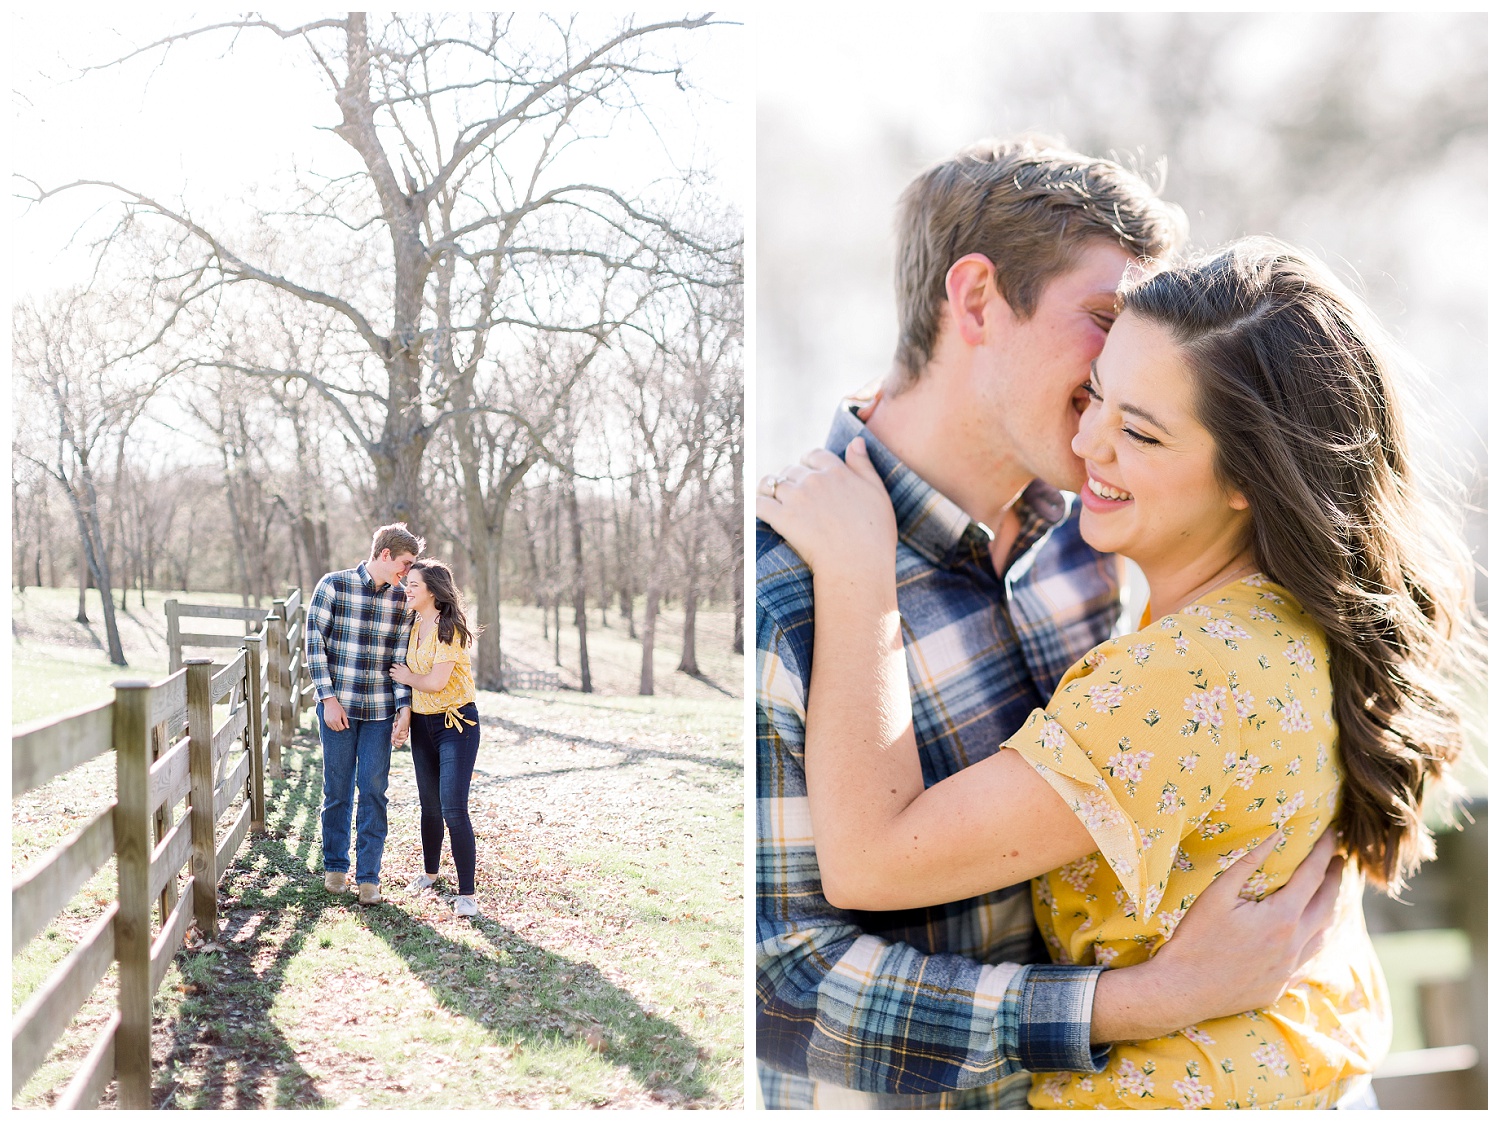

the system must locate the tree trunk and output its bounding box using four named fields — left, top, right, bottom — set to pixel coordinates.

left=474, top=547, right=503, bottom=691
left=730, top=411, right=745, bottom=656
left=639, top=581, right=662, bottom=696
left=303, top=516, right=332, bottom=580
left=339, top=12, right=433, bottom=537
left=453, top=399, right=532, bottom=692
left=565, top=476, right=592, bottom=693
left=677, top=504, right=702, bottom=676
left=638, top=503, right=675, bottom=696
left=13, top=478, right=24, bottom=593
left=594, top=500, right=610, bottom=630
left=221, top=446, right=256, bottom=609
left=615, top=475, right=639, bottom=638
left=517, top=494, right=544, bottom=609
left=61, top=472, right=126, bottom=665
left=678, top=580, right=700, bottom=677
left=77, top=550, right=89, bottom=623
